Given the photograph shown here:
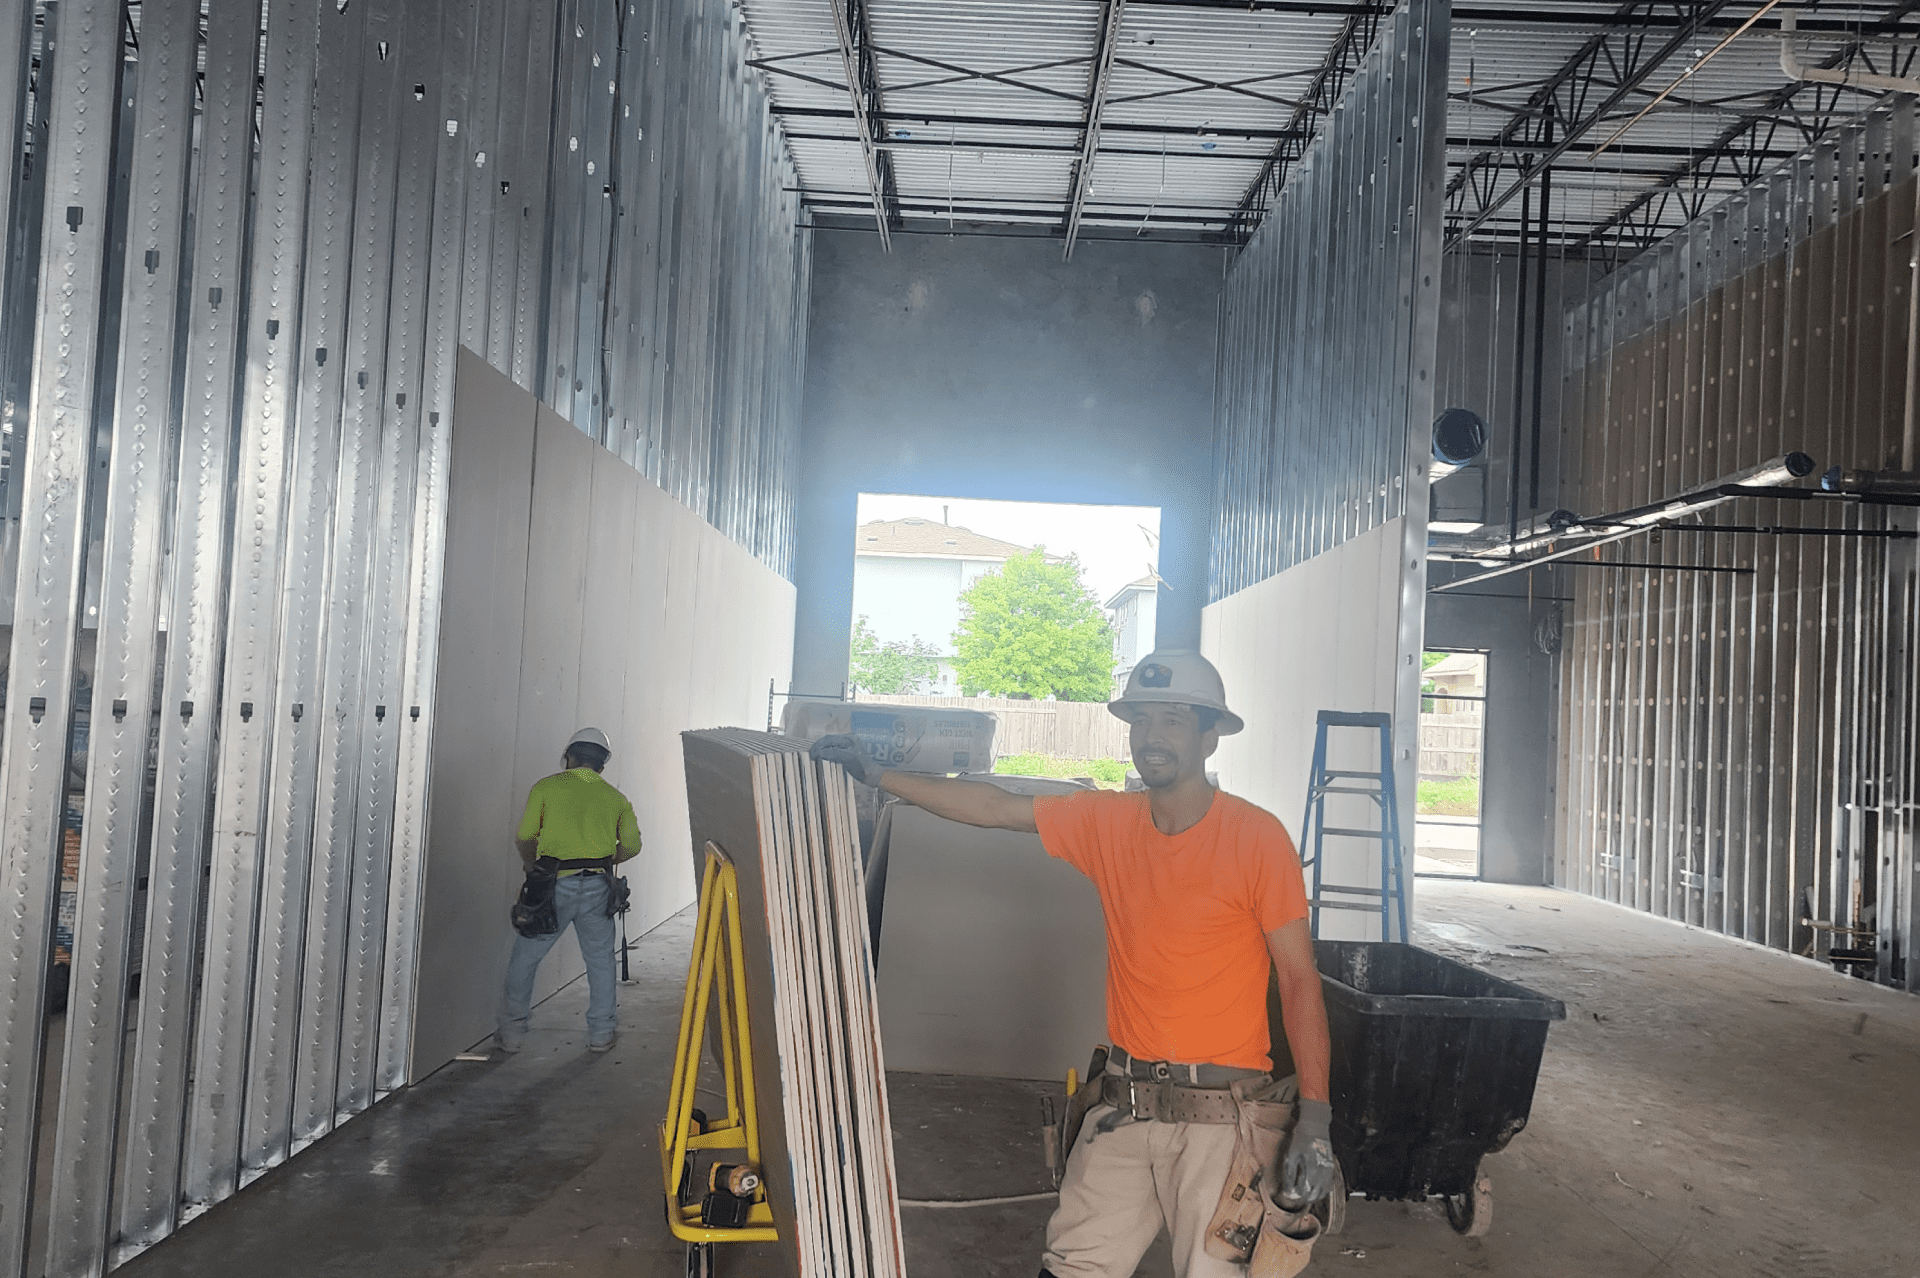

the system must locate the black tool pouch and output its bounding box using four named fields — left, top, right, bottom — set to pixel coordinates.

left=605, top=871, right=631, bottom=918
left=1044, top=1045, right=1110, bottom=1188
left=511, top=859, right=561, bottom=937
